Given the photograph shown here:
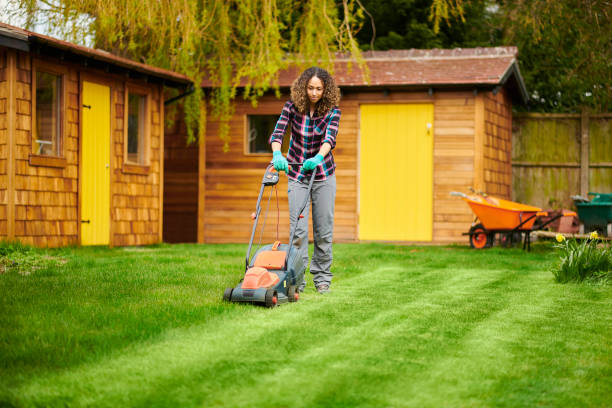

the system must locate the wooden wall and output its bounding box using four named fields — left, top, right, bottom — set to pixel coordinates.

left=432, top=91, right=478, bottom=243
left=0, top=49, right=7, bottom=239
left=199, top=89, right=501, bottom=244
left=201, top=95, right=295, bottom=244
left=163, top=105, right=198, bottom=243
left=0, top=46, right=164, bottom=247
